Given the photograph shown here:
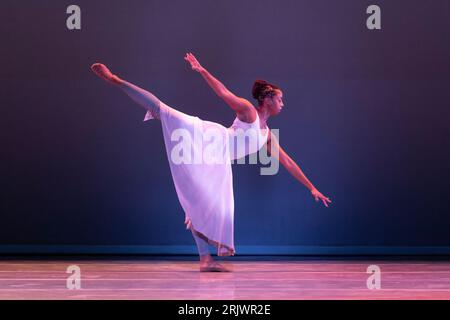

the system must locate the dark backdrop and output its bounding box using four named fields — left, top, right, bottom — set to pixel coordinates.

left=1, top=0, right=449, bottom=254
